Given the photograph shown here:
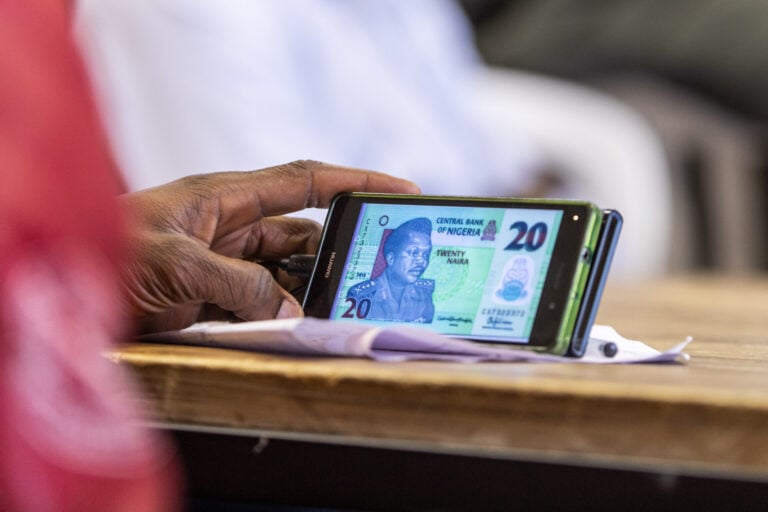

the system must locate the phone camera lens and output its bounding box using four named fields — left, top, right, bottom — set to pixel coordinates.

left=548, top=302, right=556, bottom=310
